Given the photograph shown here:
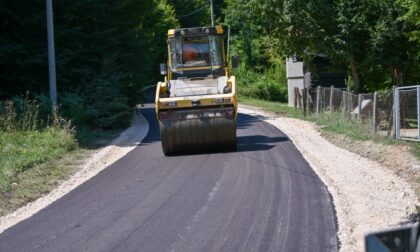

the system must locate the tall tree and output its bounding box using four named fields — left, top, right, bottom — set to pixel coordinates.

left=398, top=0, right=420, bottom=43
